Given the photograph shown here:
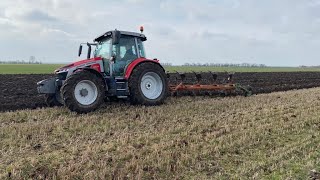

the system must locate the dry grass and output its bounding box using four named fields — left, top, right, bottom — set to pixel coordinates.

left=1, top=88, right=320, bottom=179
